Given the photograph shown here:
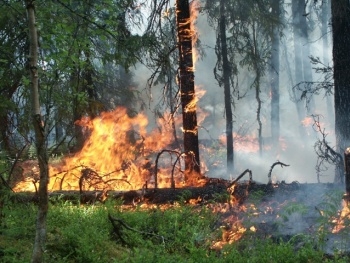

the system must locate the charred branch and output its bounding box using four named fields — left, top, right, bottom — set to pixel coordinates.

left=312, top=115, right=343, bottom=183
left=228, top=169, right=252, bottom=190
left=154, top=149, right=183, bottom=189
left=267, top=161, right=290, bottom=184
